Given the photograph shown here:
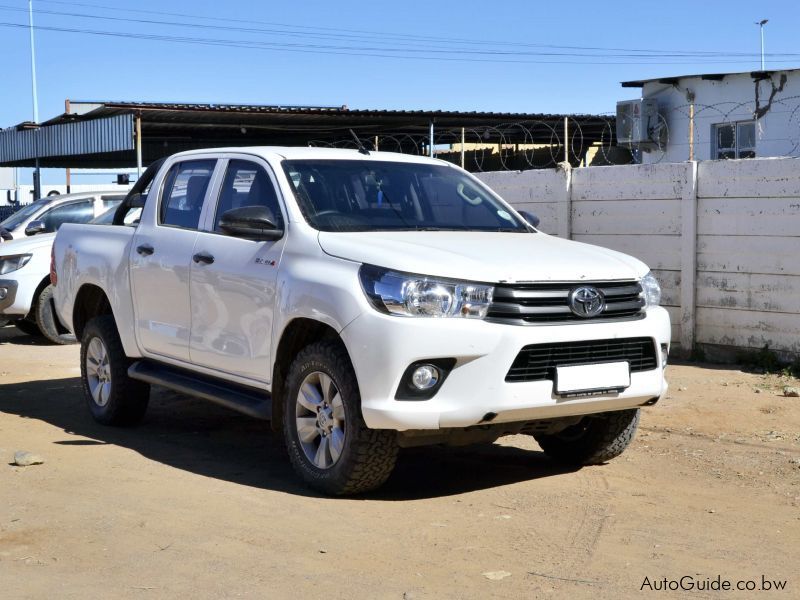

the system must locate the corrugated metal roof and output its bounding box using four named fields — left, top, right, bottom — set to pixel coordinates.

left=0, top=114, right=133, bottom=163
left=46, top=100, right=606, bottom=124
